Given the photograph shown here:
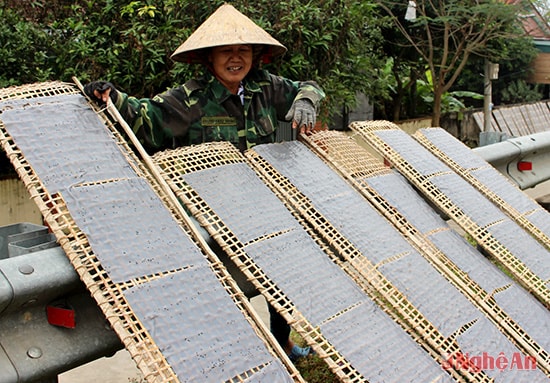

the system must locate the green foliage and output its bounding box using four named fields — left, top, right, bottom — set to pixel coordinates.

left=252, top=0, right=388, bottom=116
left=454, top=31, right=541, bottom=107
left=0, top=0, right=545, bottom=124
left=50, top=0, right=193, bottom=96
left=0, top=8, right=56, bottom=87
left=500, top=80, right=544, bottom=104
left=416, top=69, right=484, bottom=116
left=376, top=0, right=537, bottom=124
left=0, top=0, right=389, bottom=120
